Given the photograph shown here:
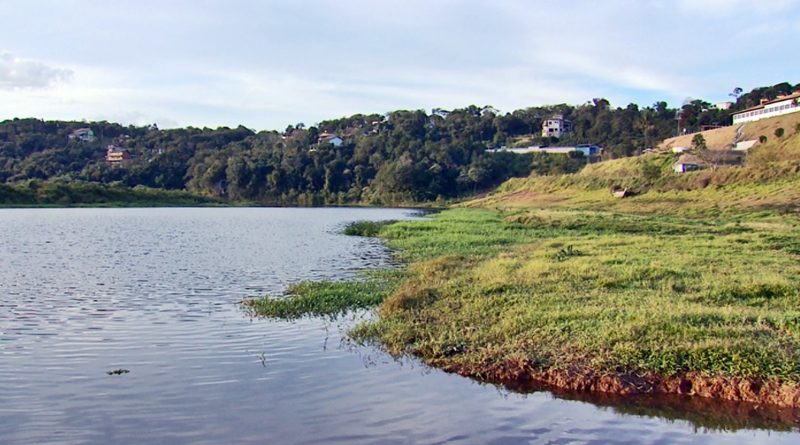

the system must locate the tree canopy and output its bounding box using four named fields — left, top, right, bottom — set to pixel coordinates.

left=1, top=81, right=793, bottom=205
